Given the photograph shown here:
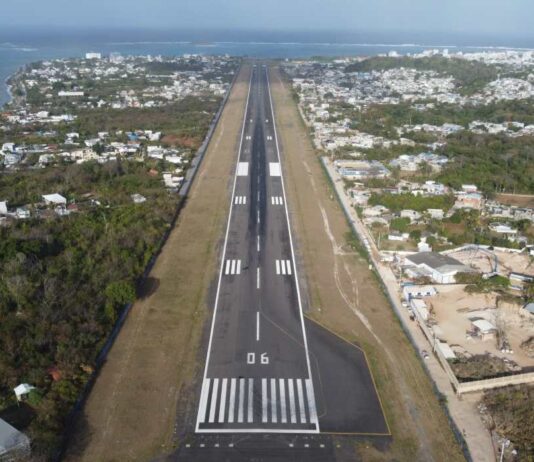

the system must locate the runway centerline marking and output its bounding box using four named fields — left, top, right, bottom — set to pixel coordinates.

left=256, top=311, right=260, bottom=341
left=256, top=267, right=260, bottom=289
